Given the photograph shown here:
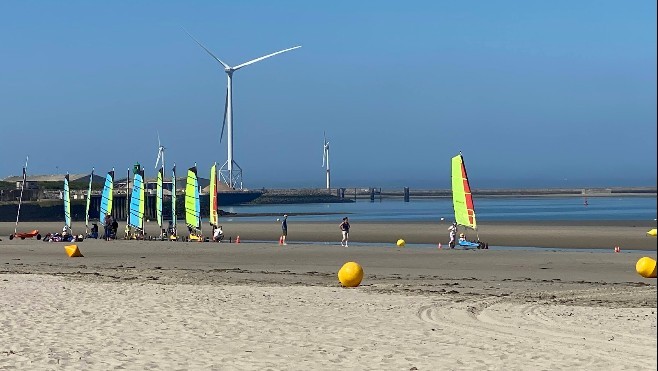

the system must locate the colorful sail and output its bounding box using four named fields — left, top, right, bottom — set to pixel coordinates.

left=209, top=162, right=219, bottom=227
left=185, top=166, right=201, bottom=230
left=99, top=170, right=114, bottom=222
left=451, top=153, right=477, bottom=230
left=85, top=168, right=94, bottom=232
left=156, top=167, right=164, bottom=229
left=64, top=174, right=71, bottom=232
left=129, top=169, right=145, bottom=231
left=172, top=165, right=177, bottom=227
